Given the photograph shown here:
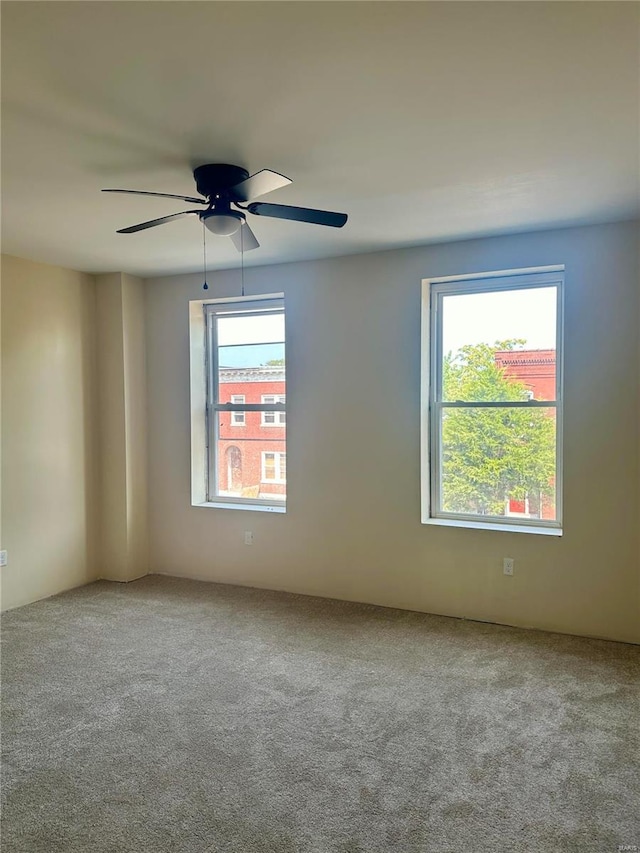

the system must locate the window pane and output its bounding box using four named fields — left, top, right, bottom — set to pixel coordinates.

left=230, top=395, right=246, bottom=425
left=260, top=394, right=286, bottom=426
left=263, top=453, right=276, bottom=479
left=261, top=451, right=286, bottom=484
left=215, top=417, right=286, bottom=501
left=441, top=287, right=557, bottom=402
left=439, top=406, right=556, bottom=520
